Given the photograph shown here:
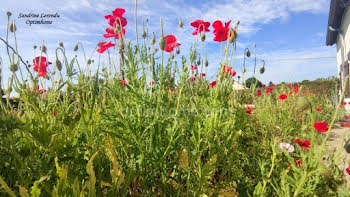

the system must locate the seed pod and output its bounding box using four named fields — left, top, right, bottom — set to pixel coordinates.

left=55, top=59, right=62, bottom=71
left=40, top=45, right=47, bottom=53
left=170, top=53, right=175, bottom=60
left=150, top=32, right=155, bottom=45
left=9, top=63, right=18, bottom=72
left=33, top=45, right=37, bottom=50
left=58, top=41, right=64, bottom=48
left=205, top=59, right=208, bottom=67
left=201, top=33, right=206, bottom=42
left=179, top=17, right=183, bottom=28
left=159, top=36, right=166, bottom=51
left=87, top=59, right=92, bottom=65
left=260, top=66, right=265, bottom=74
left=73, top=44, right=79, bottom=51
left=8, top=23, right=16, bottom=33
left=6, top=11, right=12, bottom=17
left=176, top=49, right=180, bottom=54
